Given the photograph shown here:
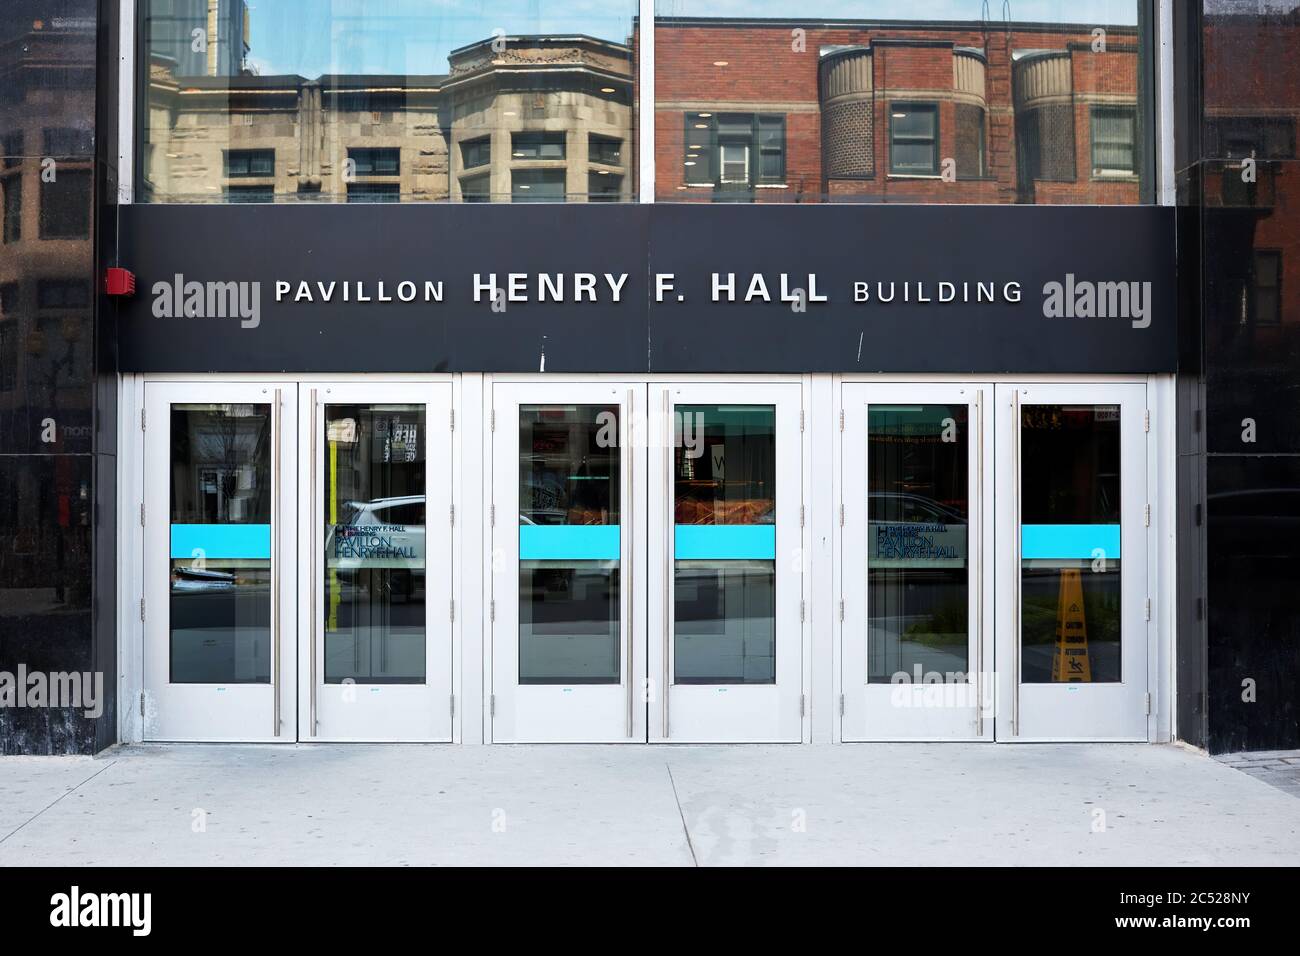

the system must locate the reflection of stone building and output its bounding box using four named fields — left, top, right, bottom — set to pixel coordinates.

left=141, top=35, right=633, bottom=203
left=653, top=18, right=1147, bottom=204
left=445, top=36, right=633, bottom=203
